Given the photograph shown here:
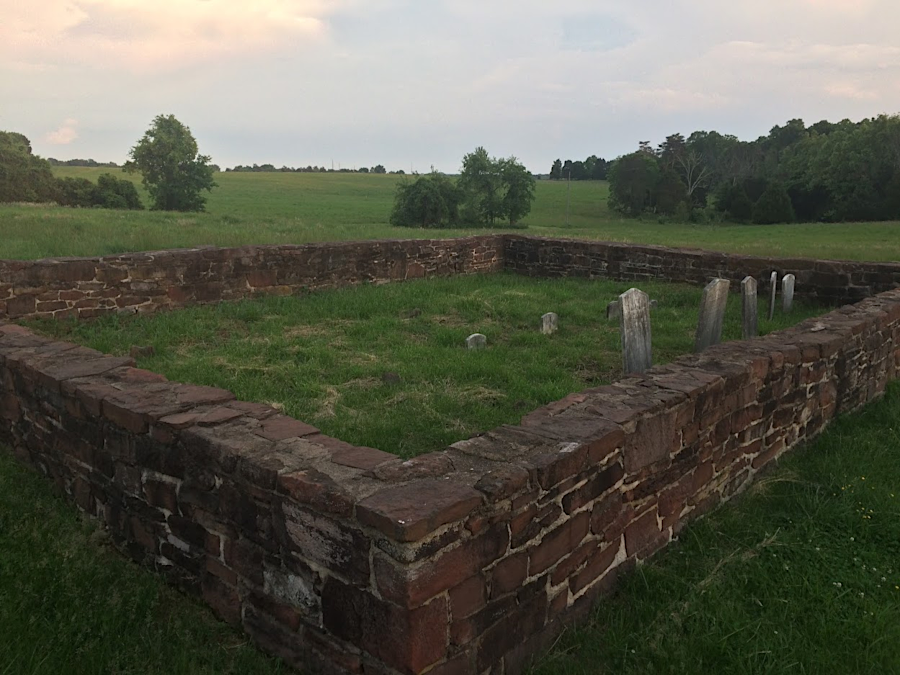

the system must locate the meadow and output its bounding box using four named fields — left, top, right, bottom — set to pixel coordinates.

left=0, top=168, right=896, bottom=262
left=28, top=274, right=825, bottom=458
